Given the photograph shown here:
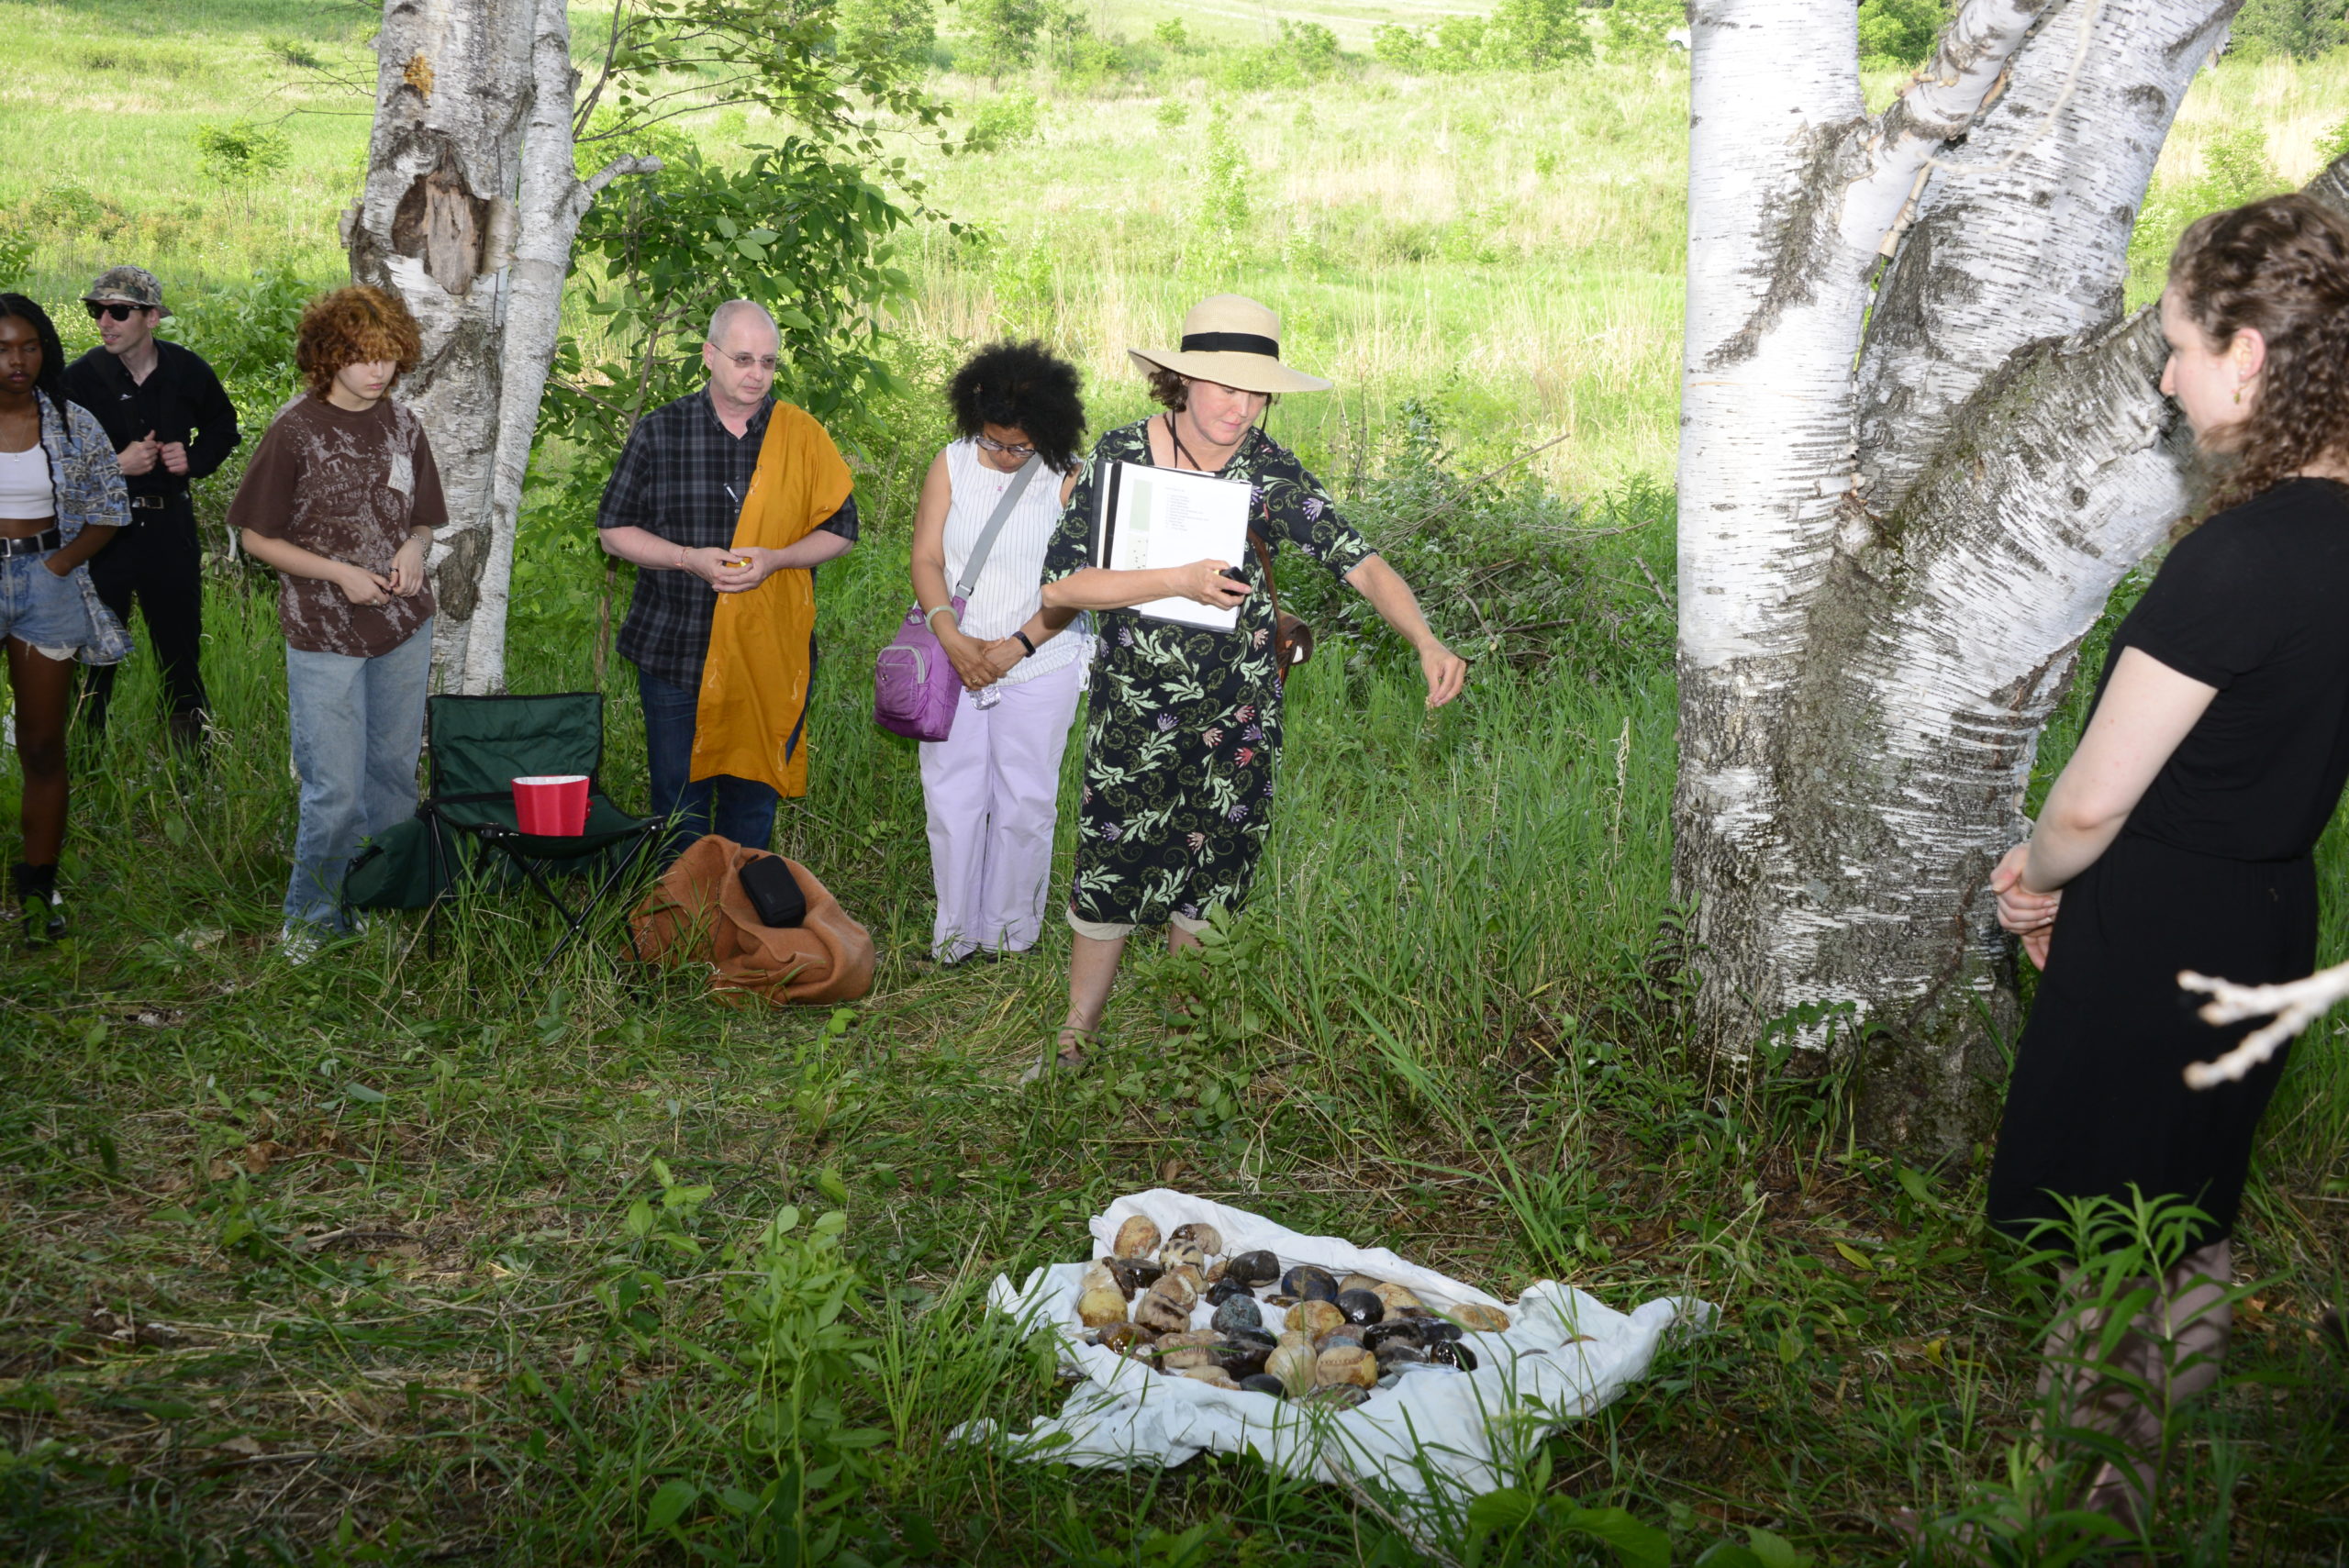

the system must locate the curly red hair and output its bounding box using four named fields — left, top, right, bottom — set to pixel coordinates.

left=295, top=285, right=423, bottom=400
